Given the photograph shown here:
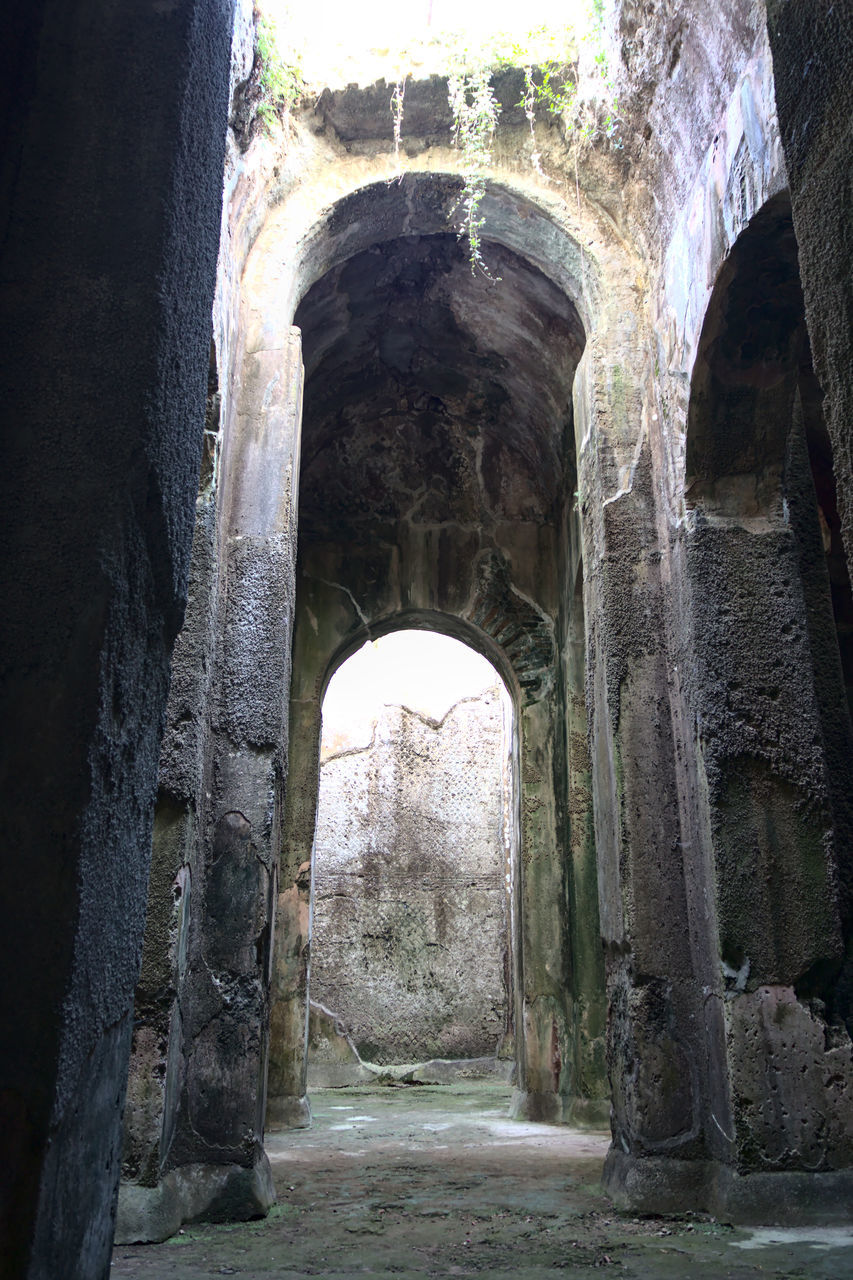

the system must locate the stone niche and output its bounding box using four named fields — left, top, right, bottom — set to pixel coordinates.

left=310, top=677, right=512, bottom=1068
